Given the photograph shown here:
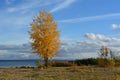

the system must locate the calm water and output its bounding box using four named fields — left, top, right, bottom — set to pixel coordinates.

left=0, top=60, right=69, bottom=68
left=0, top=60, right=38, bottom=68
